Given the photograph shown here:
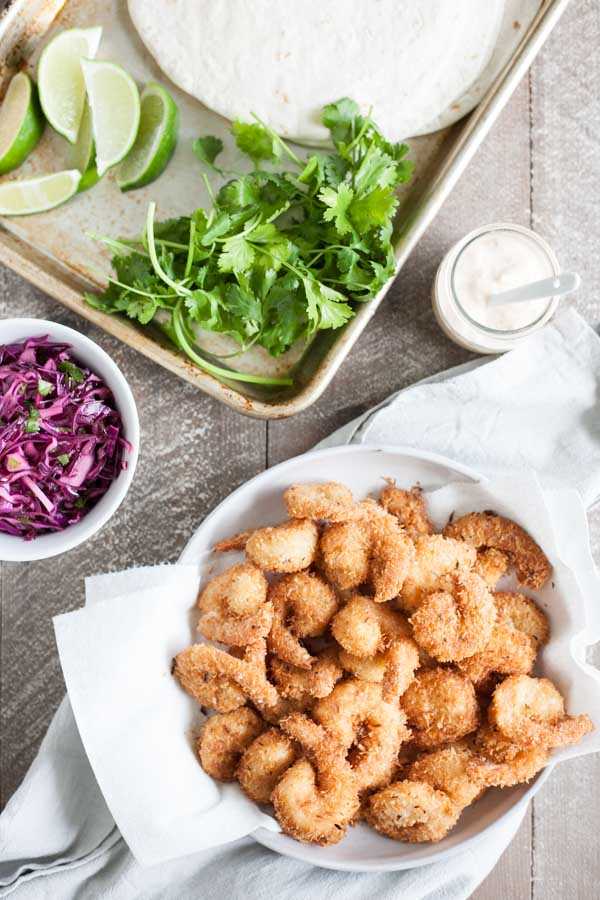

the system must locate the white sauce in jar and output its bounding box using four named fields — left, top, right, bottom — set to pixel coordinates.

left=431, top=223, right=561, bottom=354
left=452, top=230, right=555, bottom=331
